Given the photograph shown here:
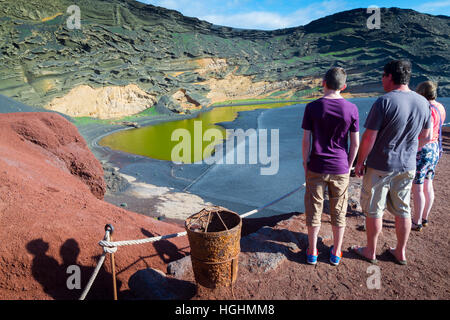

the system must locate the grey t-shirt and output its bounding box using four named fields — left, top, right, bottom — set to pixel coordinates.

left=365, top=90, right=431, bottom=172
